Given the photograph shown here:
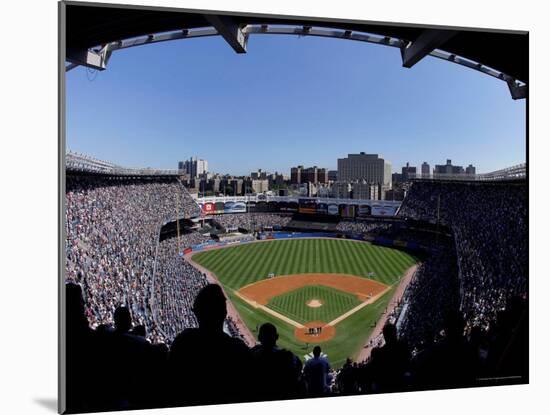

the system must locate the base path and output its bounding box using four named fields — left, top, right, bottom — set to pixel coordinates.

left=233, top=290, right=305, bottom=328
left=356, top=264, right=419, bottom=362
left=238, top=273, right=388, bottom=305
left=237, top=273, right=390, bottom=340
left=327, top=285, right=391, bottom=326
